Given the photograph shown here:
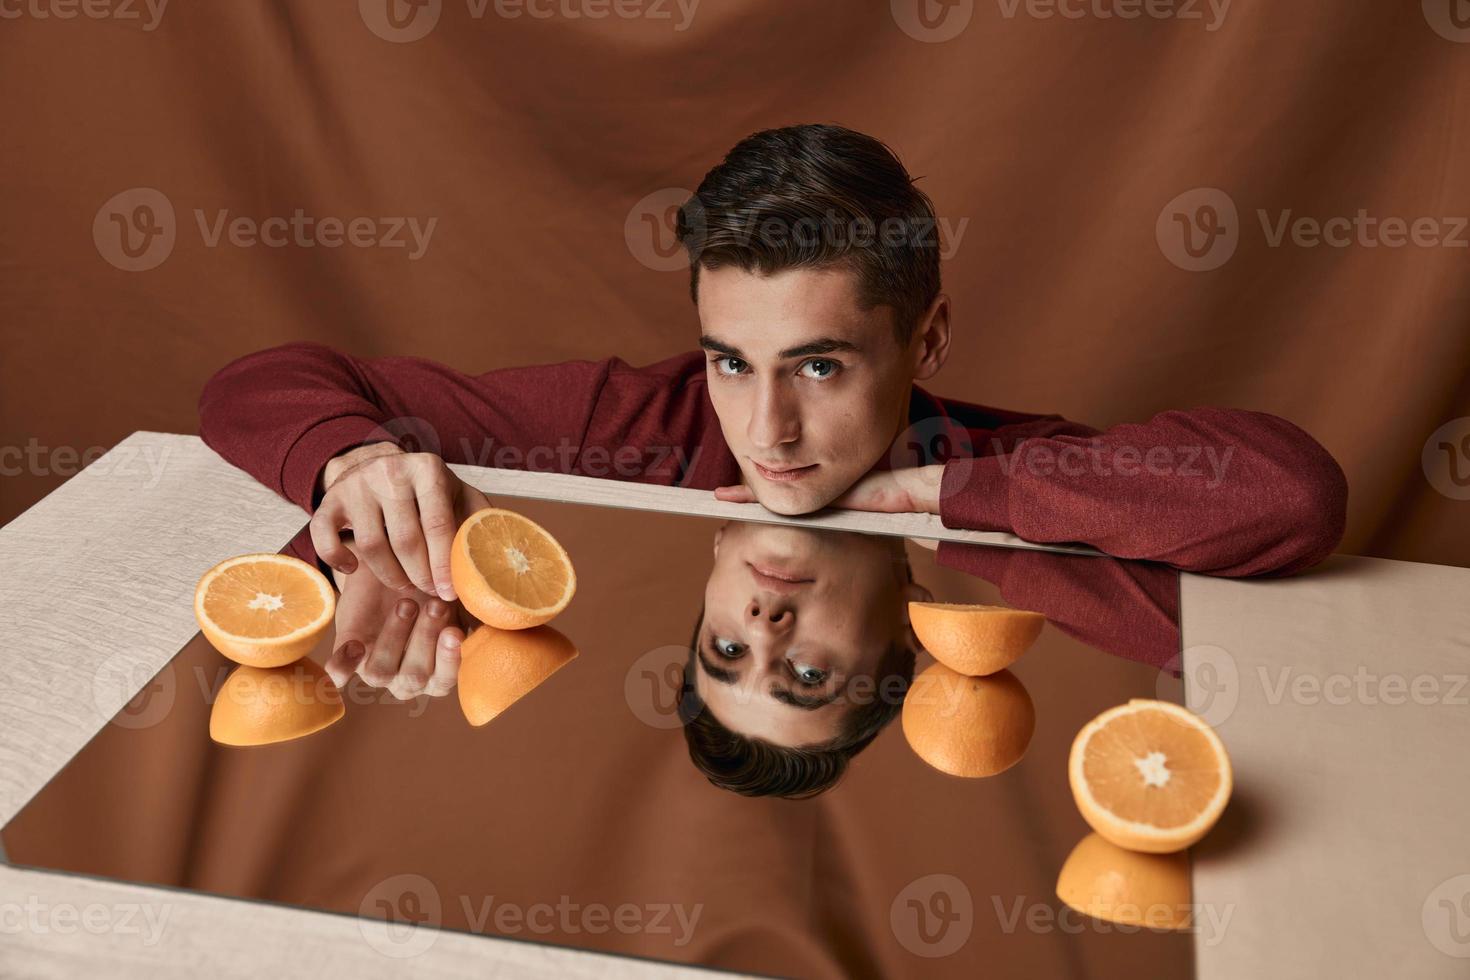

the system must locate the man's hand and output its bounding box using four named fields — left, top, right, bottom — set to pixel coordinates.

left=715, top=464, right=945, bottom=514
left=311, top=444, right=491, bottom=599
left=324, top=543, right=468, bottom=700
